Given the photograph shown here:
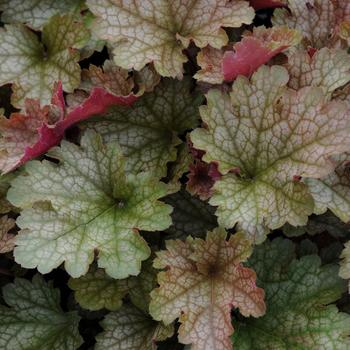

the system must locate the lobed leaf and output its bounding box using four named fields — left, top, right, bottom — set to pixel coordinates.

left=0, top=15, right=89, bottom=107
left=0, top=275, right=82, bottom=350
left=232, top=238, right=350, bottom=349
left=87, top=0, right=255, bottom=77
left=150, top=228, right=265, bottom=350
left=191, top=65, right=350, bottom=240
left=7, top=130, right=172, bottom=278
